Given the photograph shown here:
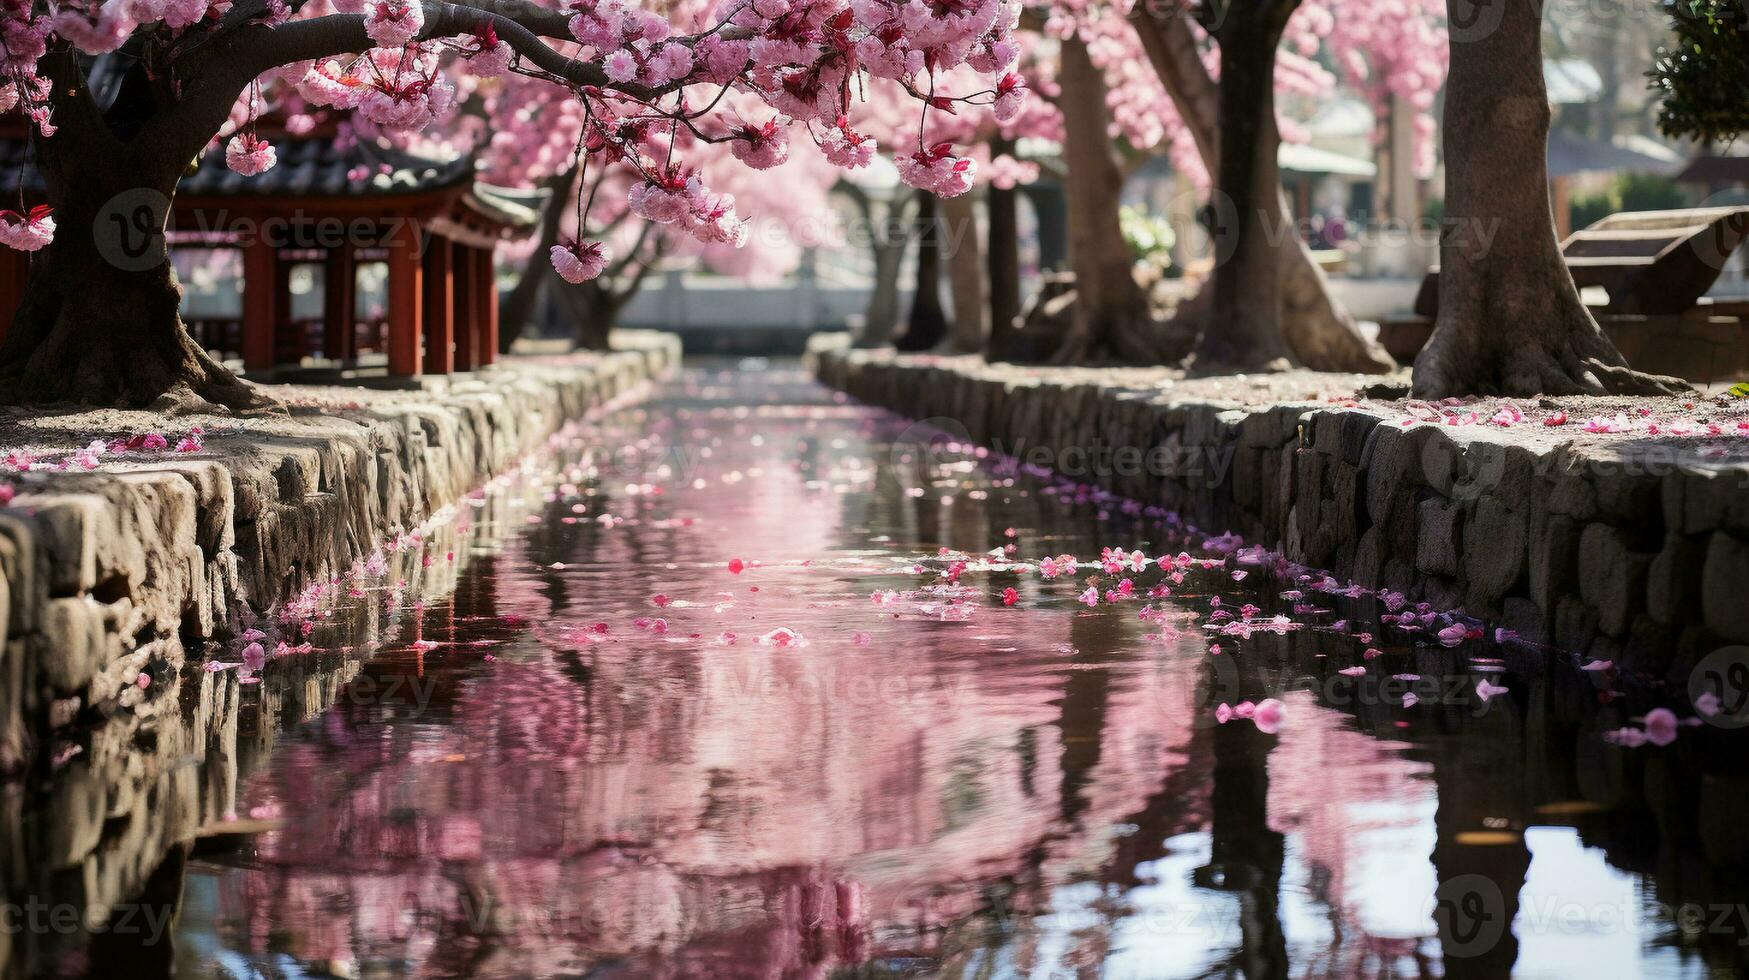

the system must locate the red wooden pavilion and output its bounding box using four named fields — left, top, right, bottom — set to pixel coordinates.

left=0, top=127, right=540, bottom=382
